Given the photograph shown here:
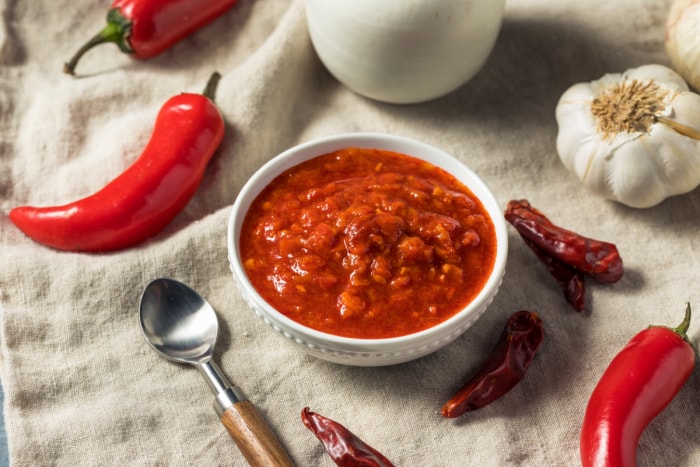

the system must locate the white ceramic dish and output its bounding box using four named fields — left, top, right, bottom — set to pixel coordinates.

left=227, top=133, right=508, bottom=366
